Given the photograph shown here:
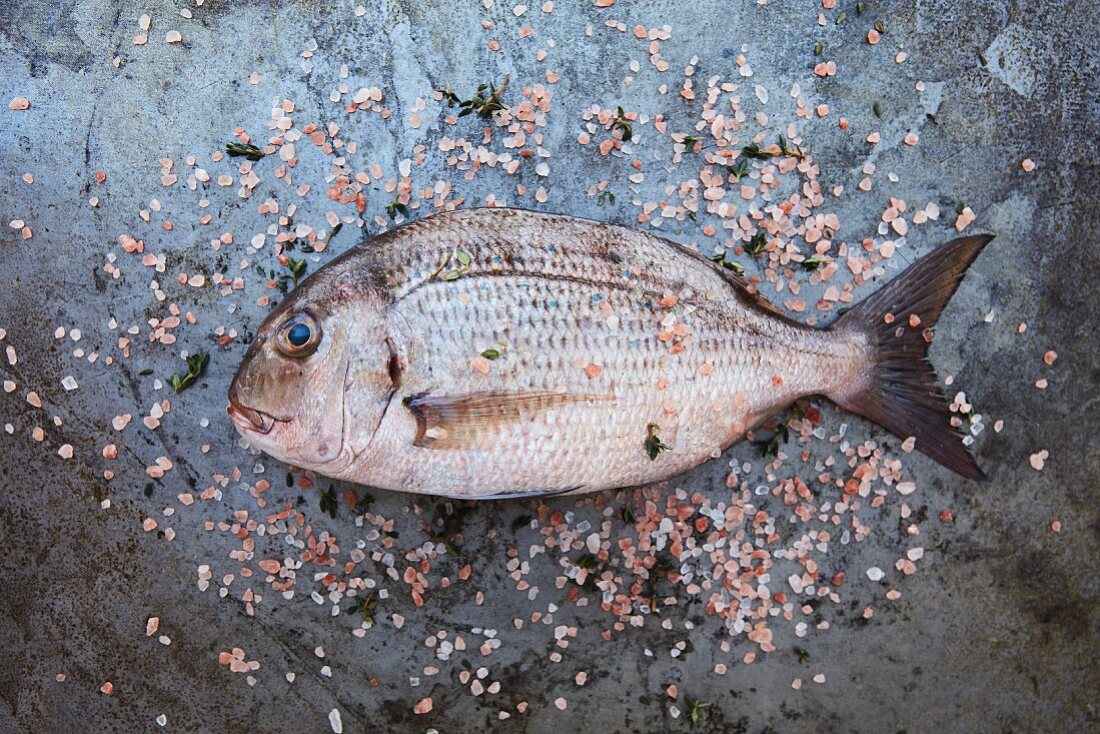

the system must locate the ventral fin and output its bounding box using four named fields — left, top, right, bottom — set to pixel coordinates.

left=405, top=391, right=609, bottom=450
